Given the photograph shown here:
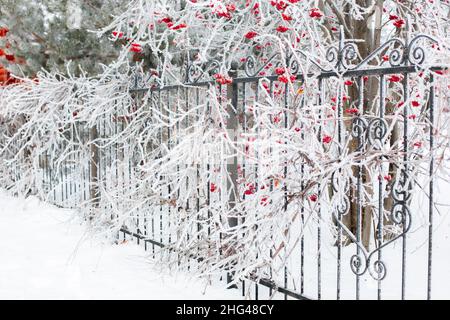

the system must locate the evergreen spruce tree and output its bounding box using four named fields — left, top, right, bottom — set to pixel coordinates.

left=0, top=0, right=127, bottom=76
